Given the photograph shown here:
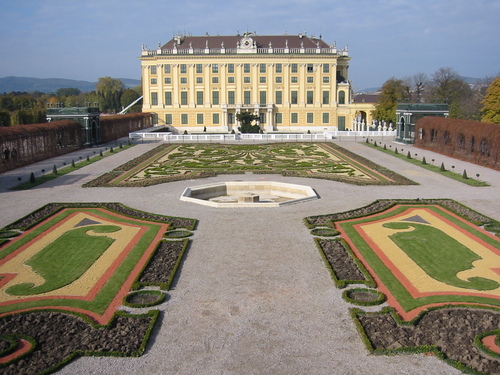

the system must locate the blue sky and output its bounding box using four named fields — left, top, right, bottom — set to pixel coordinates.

left=0, top=0, right=498, bottom=90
